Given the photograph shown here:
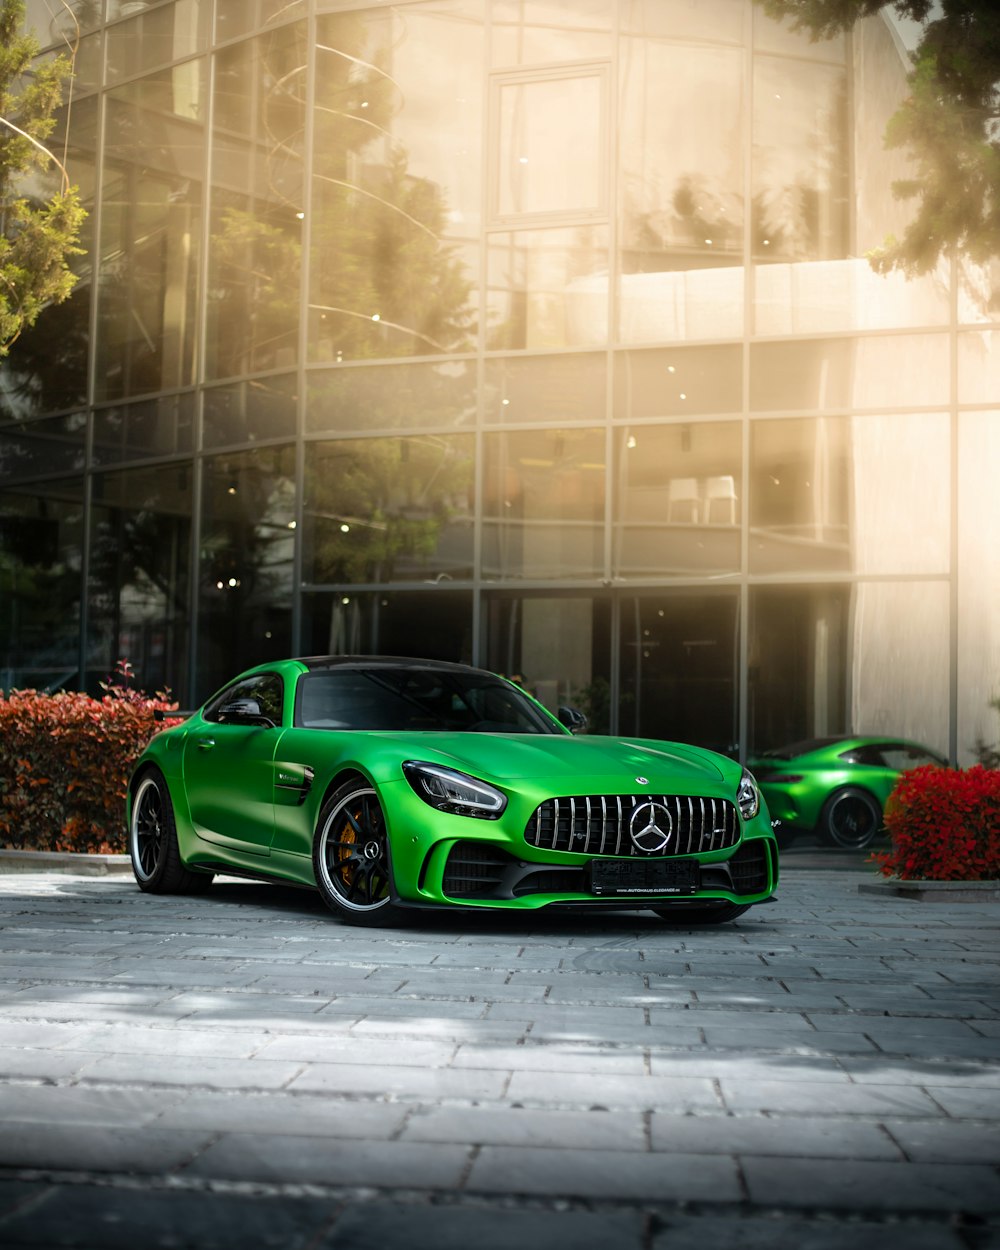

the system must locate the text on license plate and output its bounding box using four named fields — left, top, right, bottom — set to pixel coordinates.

left=590, top=858, right=699, bottom=897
